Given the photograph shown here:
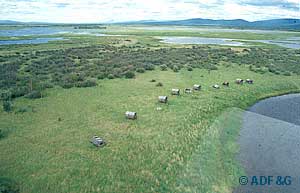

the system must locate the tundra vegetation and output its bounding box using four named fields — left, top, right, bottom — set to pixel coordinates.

left=0, top=25, right=300, bottom=193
